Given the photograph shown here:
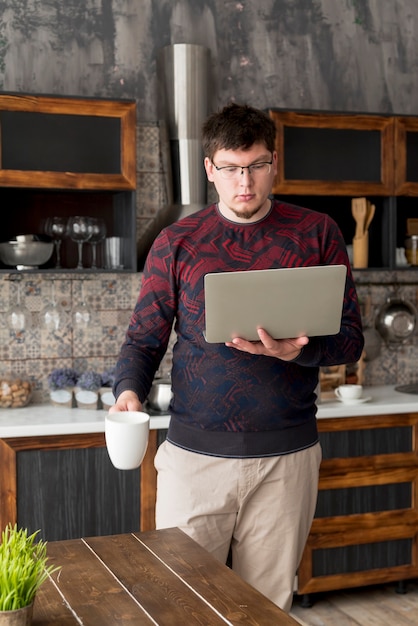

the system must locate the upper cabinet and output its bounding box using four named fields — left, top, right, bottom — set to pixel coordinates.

left=269, top=110, right=395, bottom=196
left=268, top=109, right=418, bottom=270
left=394, top=116, right=418, bottom=196
left=0, top=94, right=137, bottom=273
left=0, top=94, right=136, bottom=190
